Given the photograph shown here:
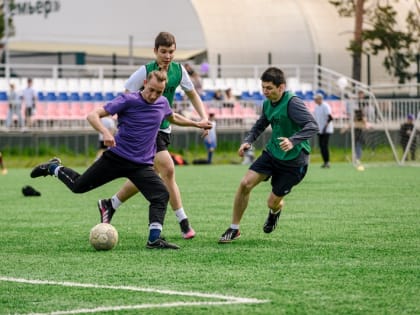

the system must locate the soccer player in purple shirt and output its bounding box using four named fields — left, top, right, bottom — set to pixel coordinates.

left=30, top=70, right=212, bottom=250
